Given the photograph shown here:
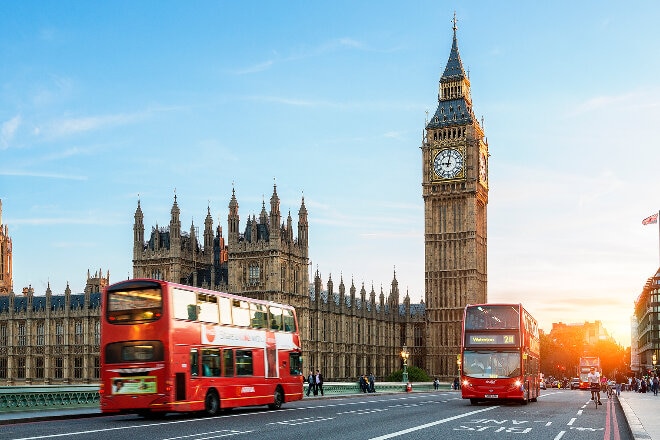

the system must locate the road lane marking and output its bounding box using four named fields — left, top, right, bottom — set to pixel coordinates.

left=567, top=418, right=576, bottom=426
left=553, top=431, right=566, bottom=440
left=367, top=405, right=499, bottom=440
